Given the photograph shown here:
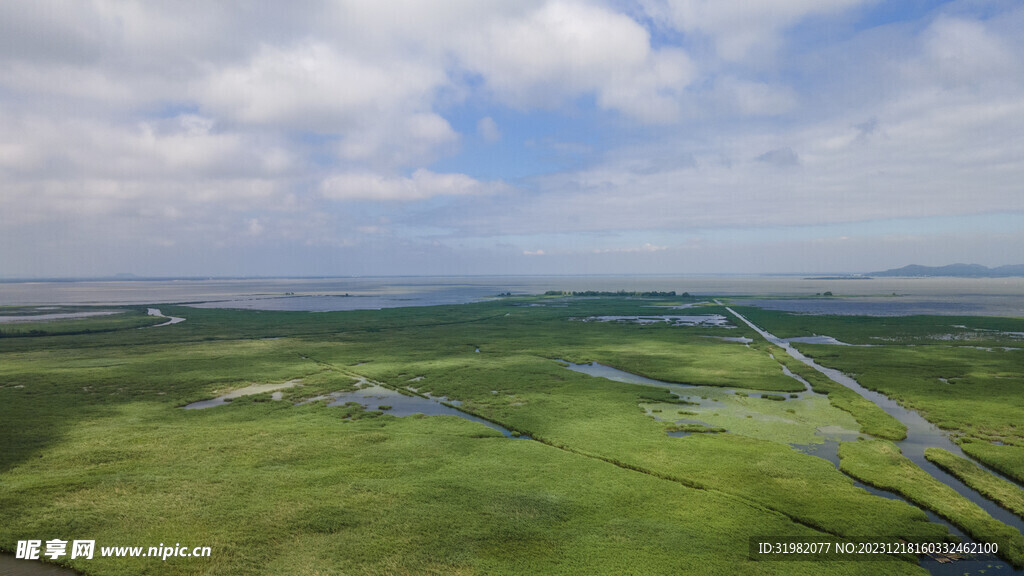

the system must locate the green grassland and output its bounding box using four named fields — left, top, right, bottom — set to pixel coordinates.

left=769, top=350, right=907, bottom=441
left=840, top=440, right=1024, bottom=563
left=959, top=441, right=1024, bottom=485
left=925, top=448, right=1024, bottom=519
left=727, top=305, right=1024, bottom=347
left=795, top=345, right=1024, bottom=438
left=0, top=306, right=163, bottom=337
left=1, top=295, right=1019, bottom=574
